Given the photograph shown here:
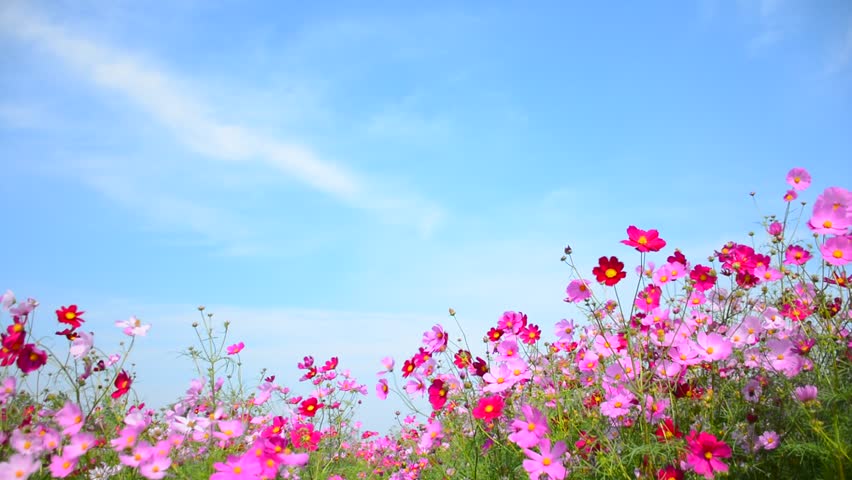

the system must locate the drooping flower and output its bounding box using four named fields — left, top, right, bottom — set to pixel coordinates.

left=622, top=225, right=667, bottom=252
left=115, top=316, right=151, bottom=337
left=226, top=342, right=245, bottom=355
left=783, top=189, right=798, bottom=202
left=593, top=256, right=626, bottom=286
left=685, top=431, right=731, bottom=479
left=786, top=167, right=811, bottom=191
left=112, top=370, right=133, bottom=399
left=69, top=331, right=94, bottom=359
left=56, top=305, right=85, bottom=329
left=794, top=385, right=818, bottom=403
left=376, top=379, right=389, bottom=400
